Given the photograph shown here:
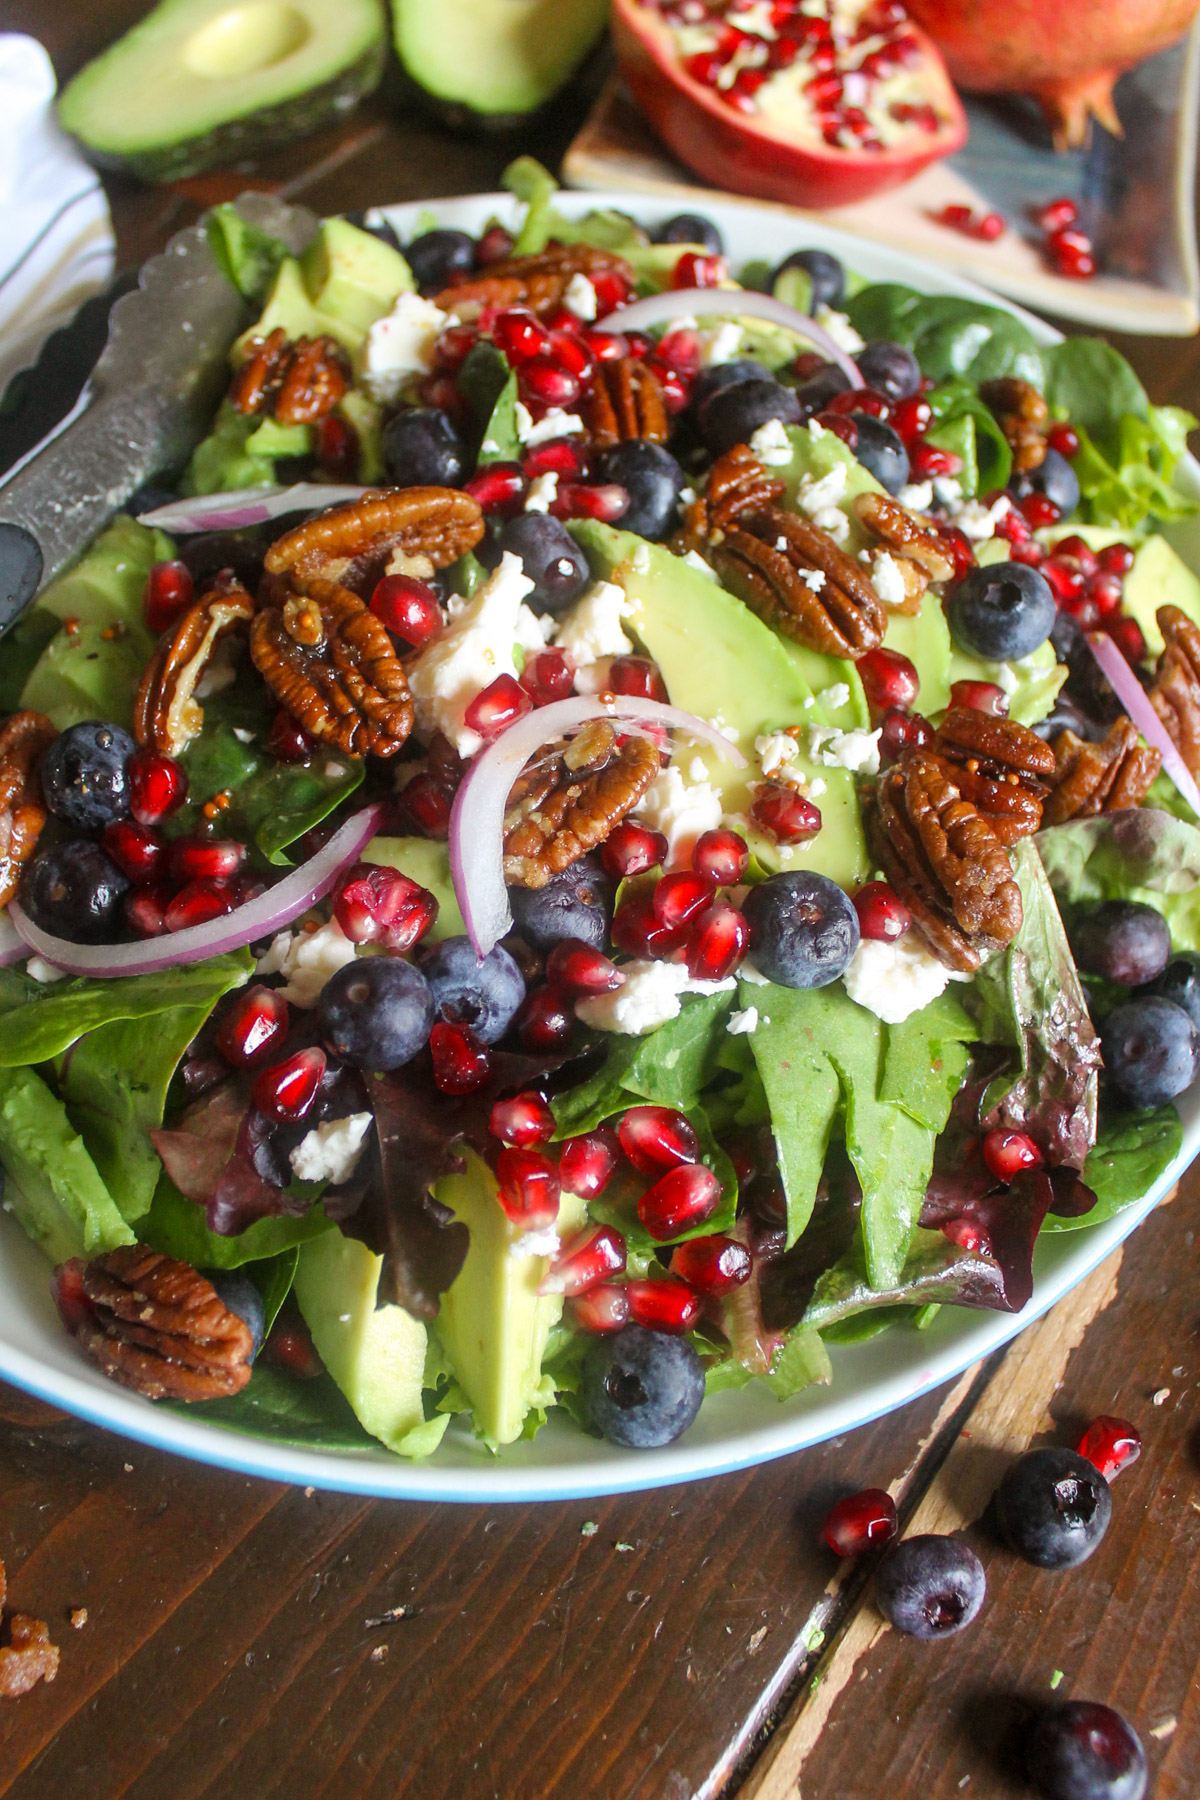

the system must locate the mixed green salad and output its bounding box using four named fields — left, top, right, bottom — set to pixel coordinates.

left=2, top=160, right=1199, bottom=1459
